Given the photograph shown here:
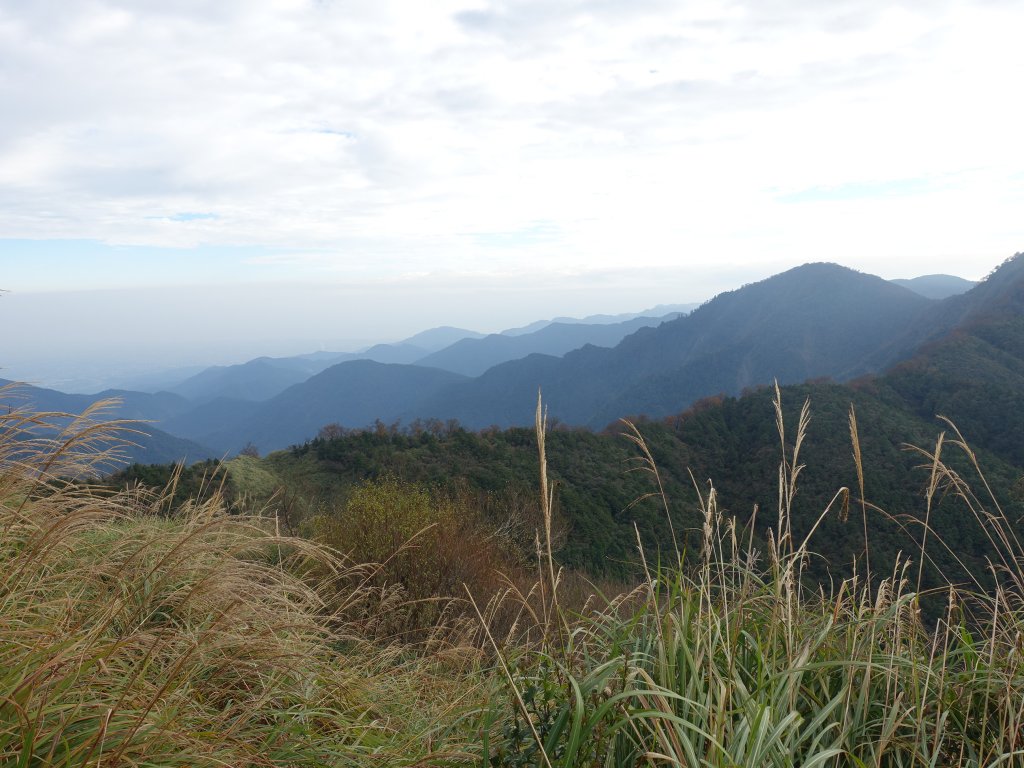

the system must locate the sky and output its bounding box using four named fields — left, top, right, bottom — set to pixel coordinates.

left=1, top=0, right=1022, bottom=389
